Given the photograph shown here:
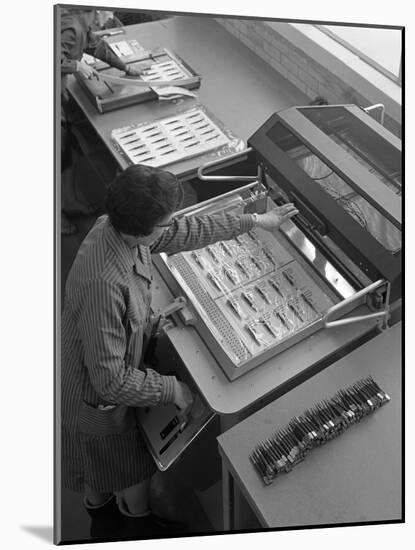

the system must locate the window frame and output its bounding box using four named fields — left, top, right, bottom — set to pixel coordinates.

left=315, top=24, right=402, bottom=86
